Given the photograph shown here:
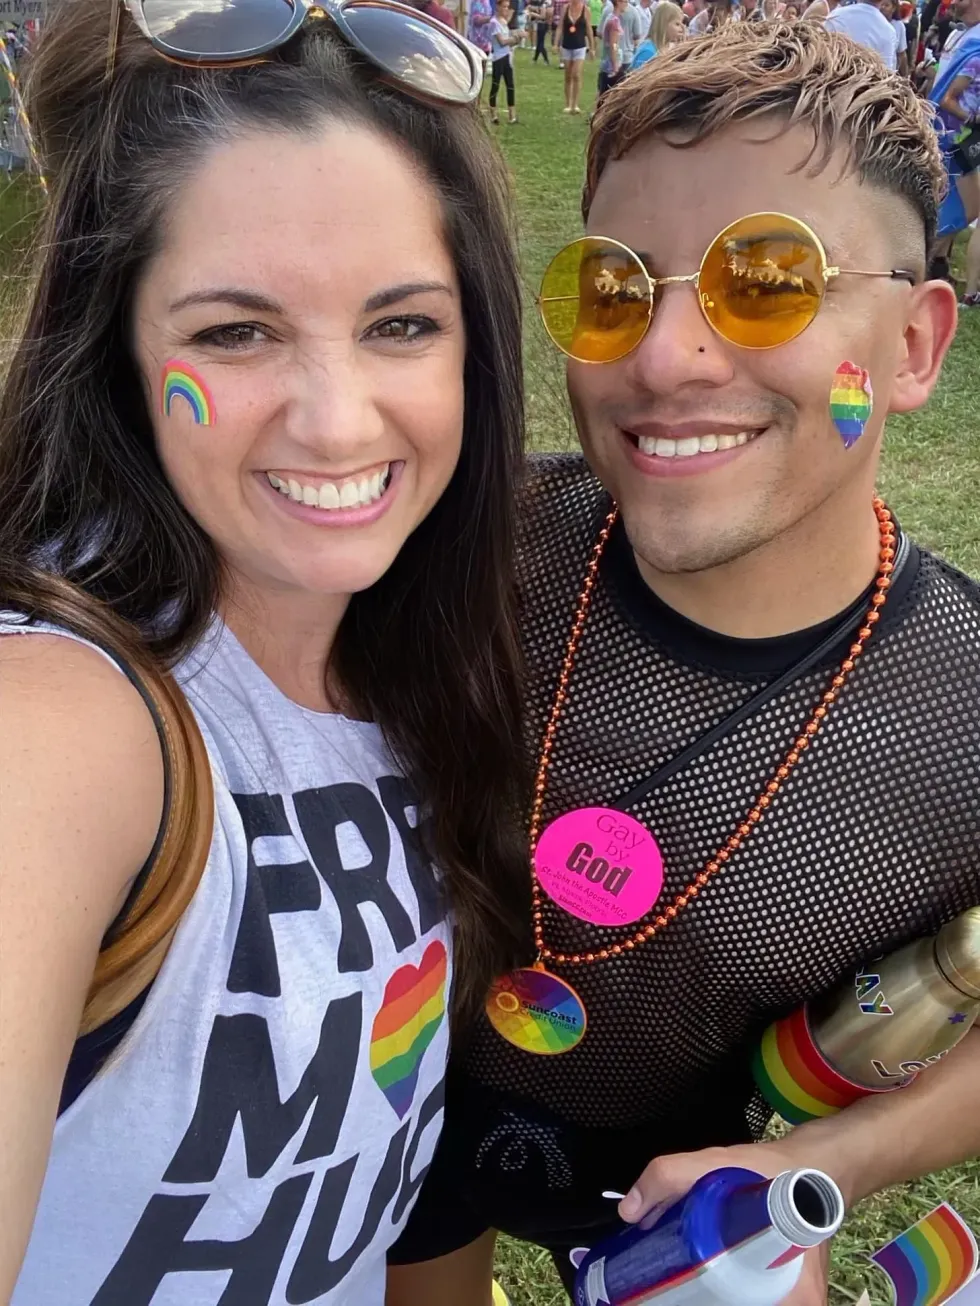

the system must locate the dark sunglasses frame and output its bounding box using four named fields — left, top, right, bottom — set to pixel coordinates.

left=109, top=0, right=486, bottom=104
